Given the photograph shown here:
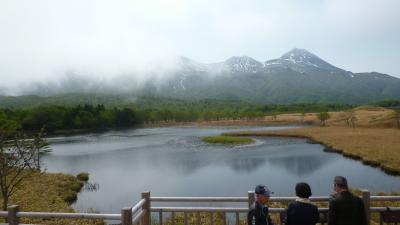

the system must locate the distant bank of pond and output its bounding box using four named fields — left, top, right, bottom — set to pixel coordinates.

left=42, top=125, right=400, bottom=213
